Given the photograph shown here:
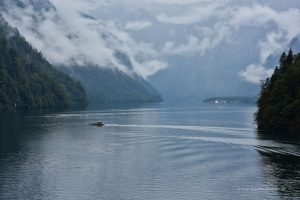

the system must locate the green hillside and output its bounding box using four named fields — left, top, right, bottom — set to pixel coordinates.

left=61, top=65, right=163, bottom=104
left=0, top=17, right=88, bottom=110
